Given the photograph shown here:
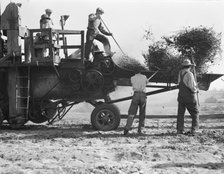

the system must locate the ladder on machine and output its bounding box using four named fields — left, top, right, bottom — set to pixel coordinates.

left=15, top=66, right=31, bottom=120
